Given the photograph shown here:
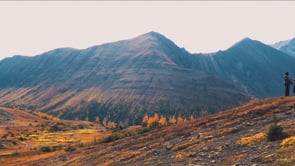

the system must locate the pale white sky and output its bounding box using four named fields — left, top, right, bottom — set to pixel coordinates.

left=1, top=1, right=295, bottom=60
